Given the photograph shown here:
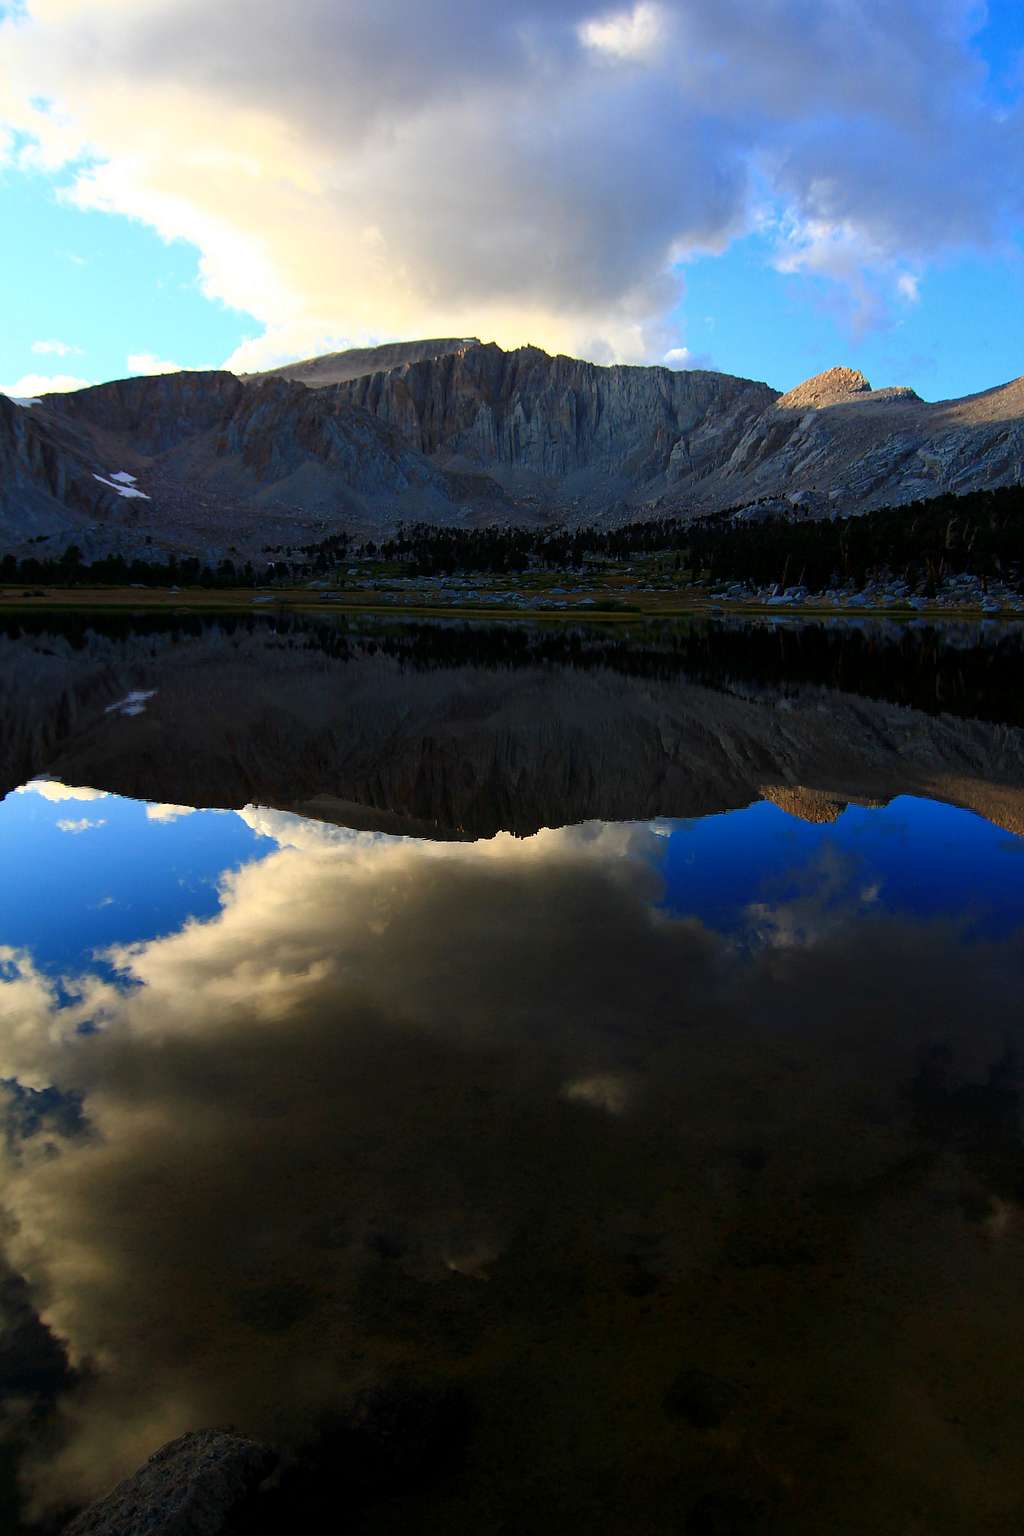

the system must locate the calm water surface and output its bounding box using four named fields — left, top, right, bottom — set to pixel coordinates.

left=1, top=613, right=1023, bottom=1535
